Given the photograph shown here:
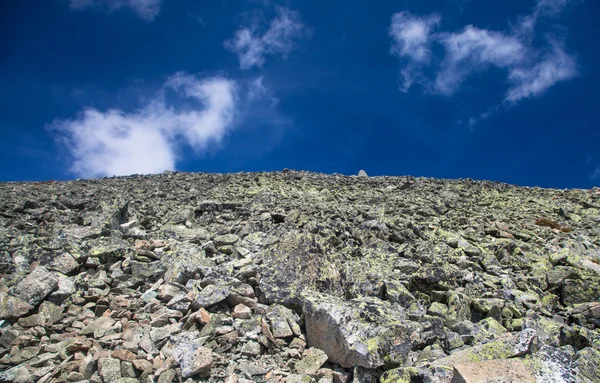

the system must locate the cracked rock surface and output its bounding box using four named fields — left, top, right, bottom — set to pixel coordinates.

left=0, top=170, right=599, bottom=382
